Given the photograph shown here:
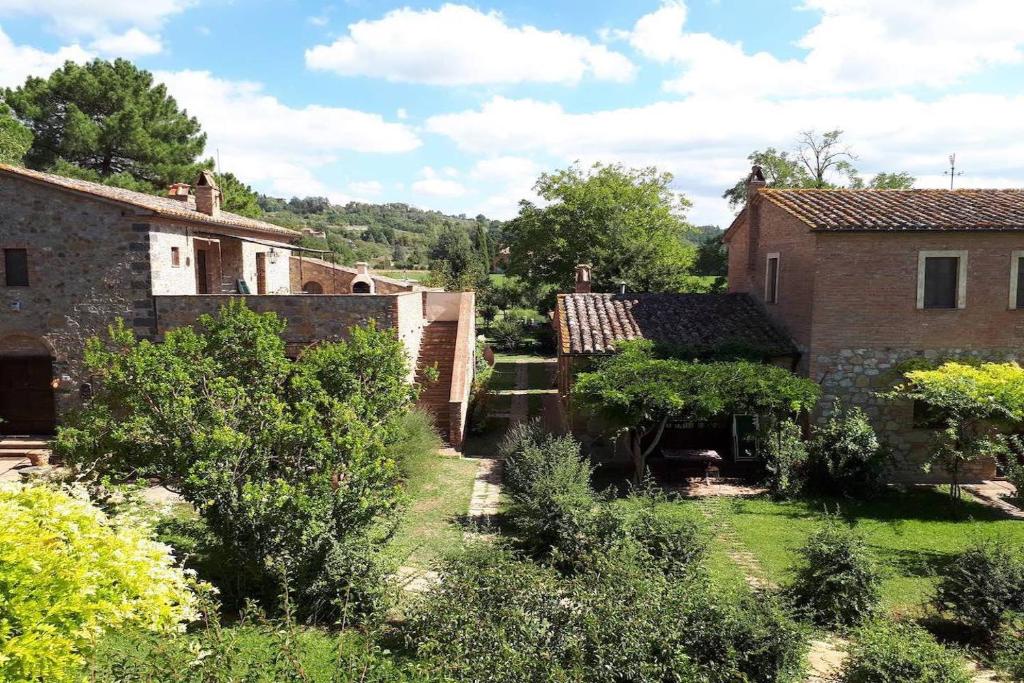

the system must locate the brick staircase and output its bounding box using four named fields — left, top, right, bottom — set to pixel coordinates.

left=415, top=321, right=458, bottom=442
